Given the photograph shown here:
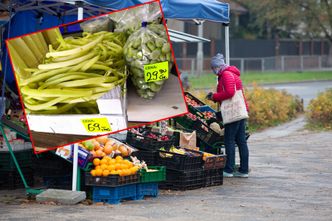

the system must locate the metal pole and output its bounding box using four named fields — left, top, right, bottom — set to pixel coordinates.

left=225, top=25, right=230, bottom=65
left=72, top=5, right=83, bottom=192
left=196, top=23, right=204, bottom=75
left=77, top=6, right=83, bottom=20
left=281, top=56, right=285, bottom=72
left=261, top=58, right=265, bottom=72
left=318, top=55, right=322, bottom=69
left=300, top=56, right=304, bottom=72
left=72, top=144, right=78, bottom=191
left=241, top=59, right=244, bottom=73
left=191, top=58, right=195, bottom=76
